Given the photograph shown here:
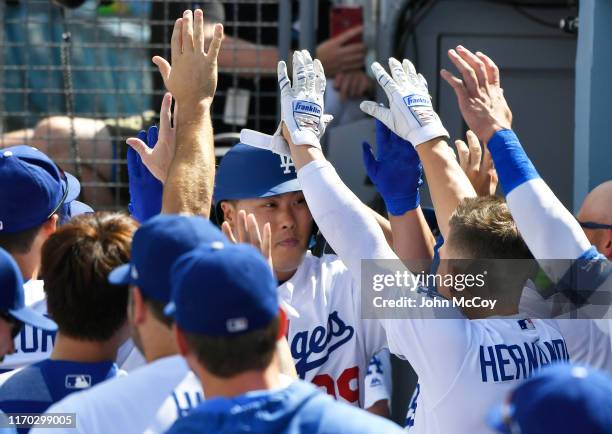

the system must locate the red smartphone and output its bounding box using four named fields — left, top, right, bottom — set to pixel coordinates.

left=330, top=5, right=363, bottom=44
